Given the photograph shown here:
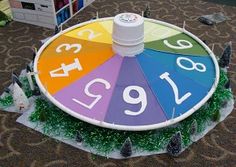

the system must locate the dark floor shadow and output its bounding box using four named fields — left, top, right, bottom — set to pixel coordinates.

left=204, top=0, right=236, bottom=6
